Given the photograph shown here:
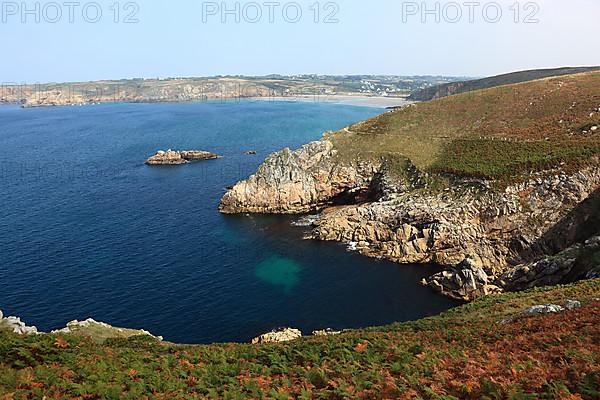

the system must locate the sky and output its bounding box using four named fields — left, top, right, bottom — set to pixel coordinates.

left=1, top=0, right=599, bottom=82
